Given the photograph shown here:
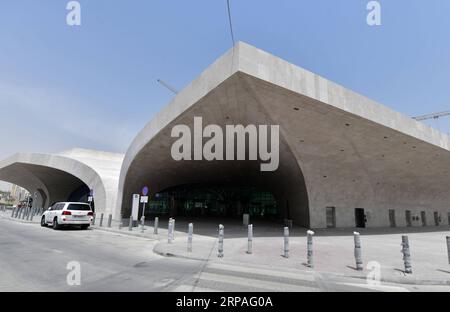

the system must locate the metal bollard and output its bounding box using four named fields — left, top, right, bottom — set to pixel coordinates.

left=446, top=236, right=450, bottom=265
left=247, top=224, right=253, bottom=254
left=168, top=219, right=174, bottom=243
left=141, top=216, right=146, bottom=233
left=172, top=219, right=176, bottom=240
left=107, top=214, right=112, bottom=228
left=187, top=223, right=193, bottom=253
left=354, top=232, right=363, bottom=271
left=283, top=227, right=289, bottom=258
left=401, top=235, right=413, bottom=274
left=154, top=217, right=159, bottom=235
left=22, top=208, right=26, bottom=220
left=30, top=210, right=34, bottom=222
left=92, top=213, right=96, bottom=225
left=118, top=215, right=122, bottom=230
left=128, top=216, right=133, bottom=231
left=11, top=207, right=15, bottom=218
left=26, top=208, right=30, bottom=221
left=218, top=224, right=224, bottom=258
left=307, top=230, right=314, bottom=268
left=99, top=213, right=104, bottom=227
